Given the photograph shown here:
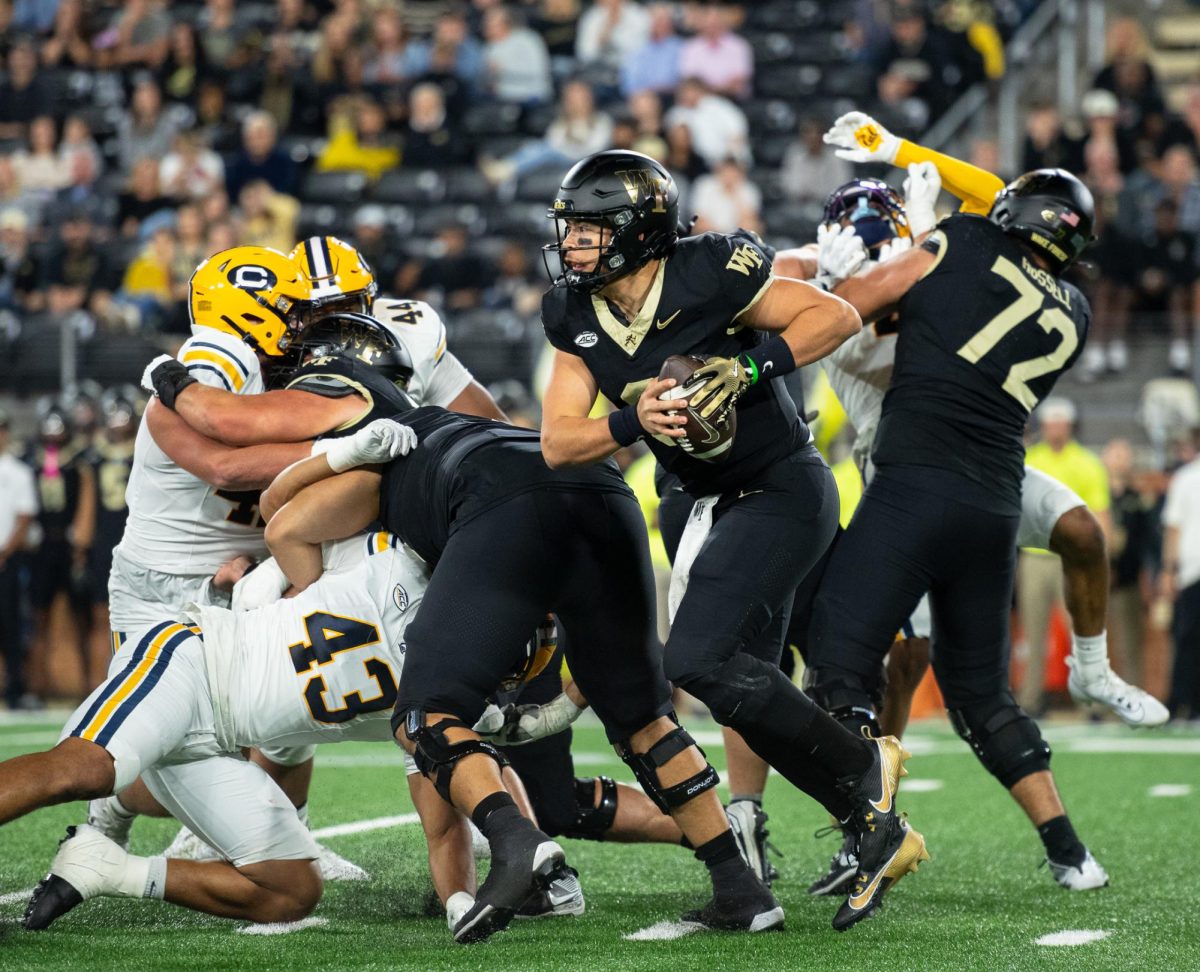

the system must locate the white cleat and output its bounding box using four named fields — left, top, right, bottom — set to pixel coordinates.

left=1067, top=659, right=1170, bottom=727
left=316, top=843, right=369, bottom=881
left=469, top=820, right=491, bottom=860
left=86, top=797, right=134, bottom=850
left=164, top=825, right=222, bottom=861
left=725, top=799, right=777, bottom=886
left=1048, top=847, right=1109, bottom=891
left=23, top=825, right=128, bottom=930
